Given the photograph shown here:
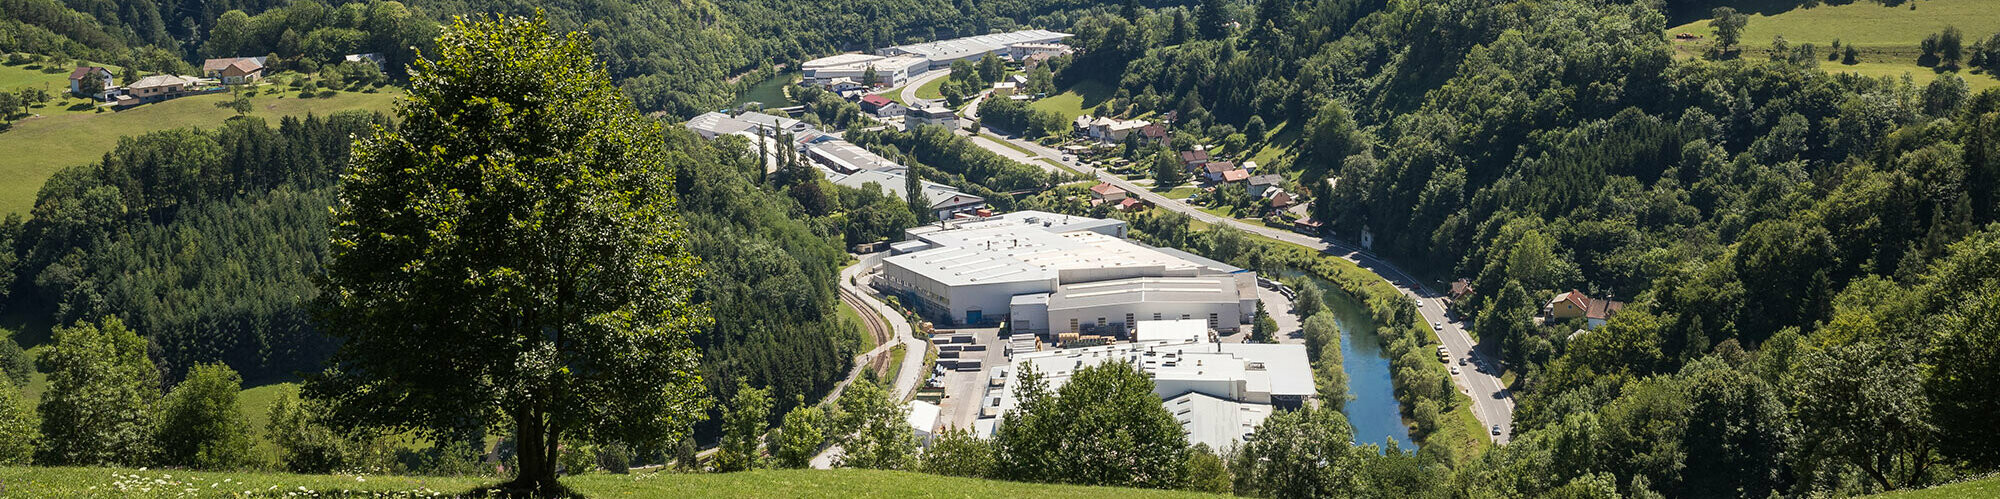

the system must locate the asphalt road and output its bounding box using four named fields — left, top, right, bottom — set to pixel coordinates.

left=959, top=117, right=1517, bottom=443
